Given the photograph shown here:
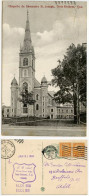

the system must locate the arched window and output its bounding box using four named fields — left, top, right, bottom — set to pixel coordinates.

left=36, top=94, right=39, bottom=100
left=36, top=104, right=39, bottom=110
left=23, top=82, right=28, bottom=91
left=23, top=58, right=28, bottom=66
left=23, top=69, right=28, bottom=77
left=23, top=103, right=28, bottom=113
